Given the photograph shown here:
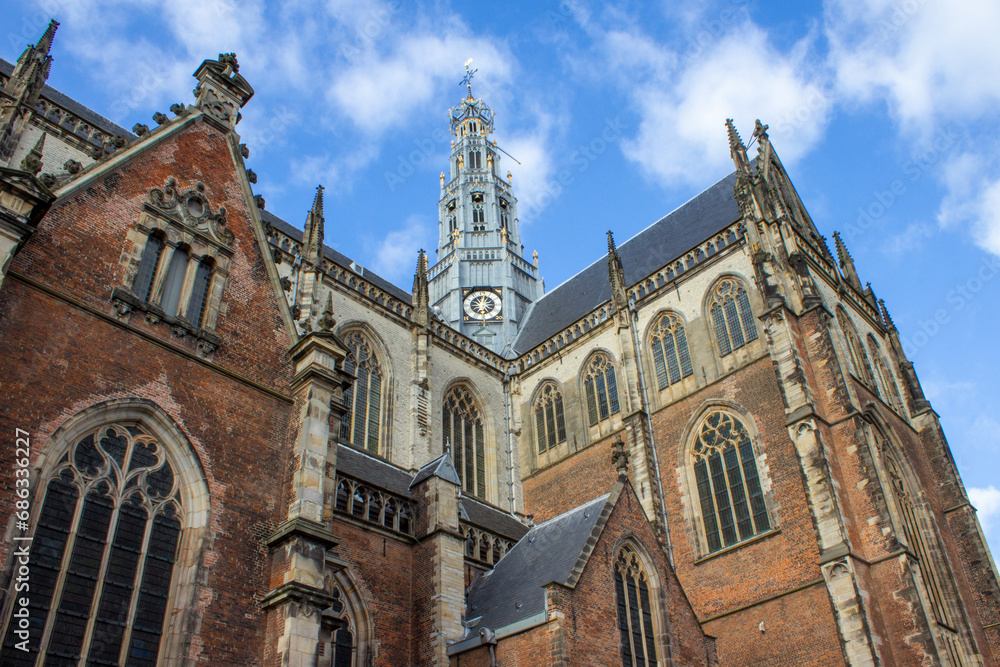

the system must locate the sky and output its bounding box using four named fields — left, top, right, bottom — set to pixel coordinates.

left=6, top=0, right=999, bottom=560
